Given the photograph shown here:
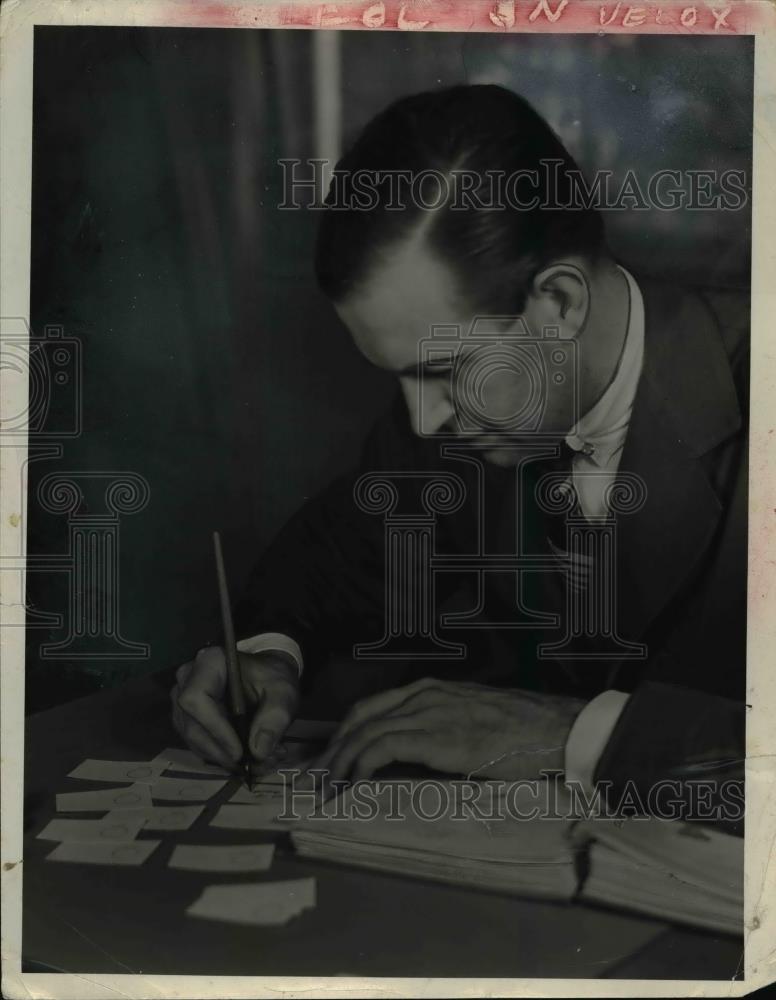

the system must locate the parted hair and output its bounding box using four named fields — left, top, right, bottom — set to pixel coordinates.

left=314, top=84, right=605, bottom=314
